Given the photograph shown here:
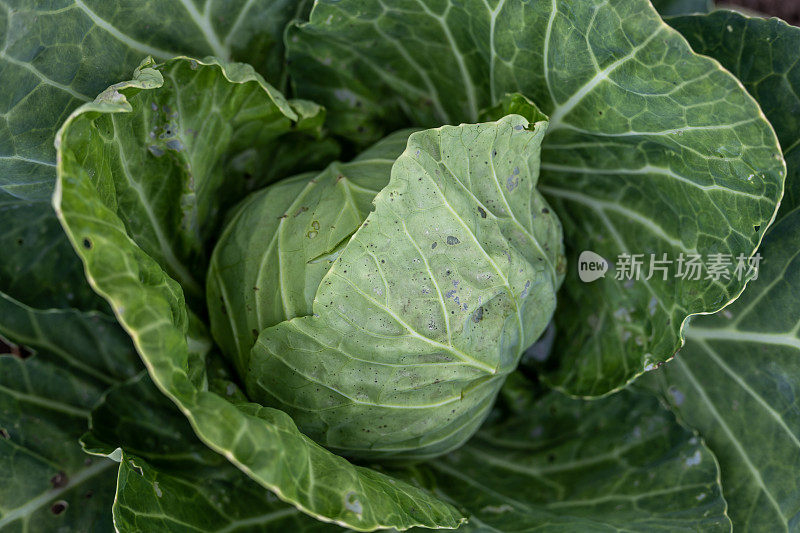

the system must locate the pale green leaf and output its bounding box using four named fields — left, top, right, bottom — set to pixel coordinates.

left=236, top=115, right=565, bottom=461
left=207, top=128, right=416, bottom=377
left=51, top=55, right=332, bottom=303
left=286, top=0, right=785, bottom=396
